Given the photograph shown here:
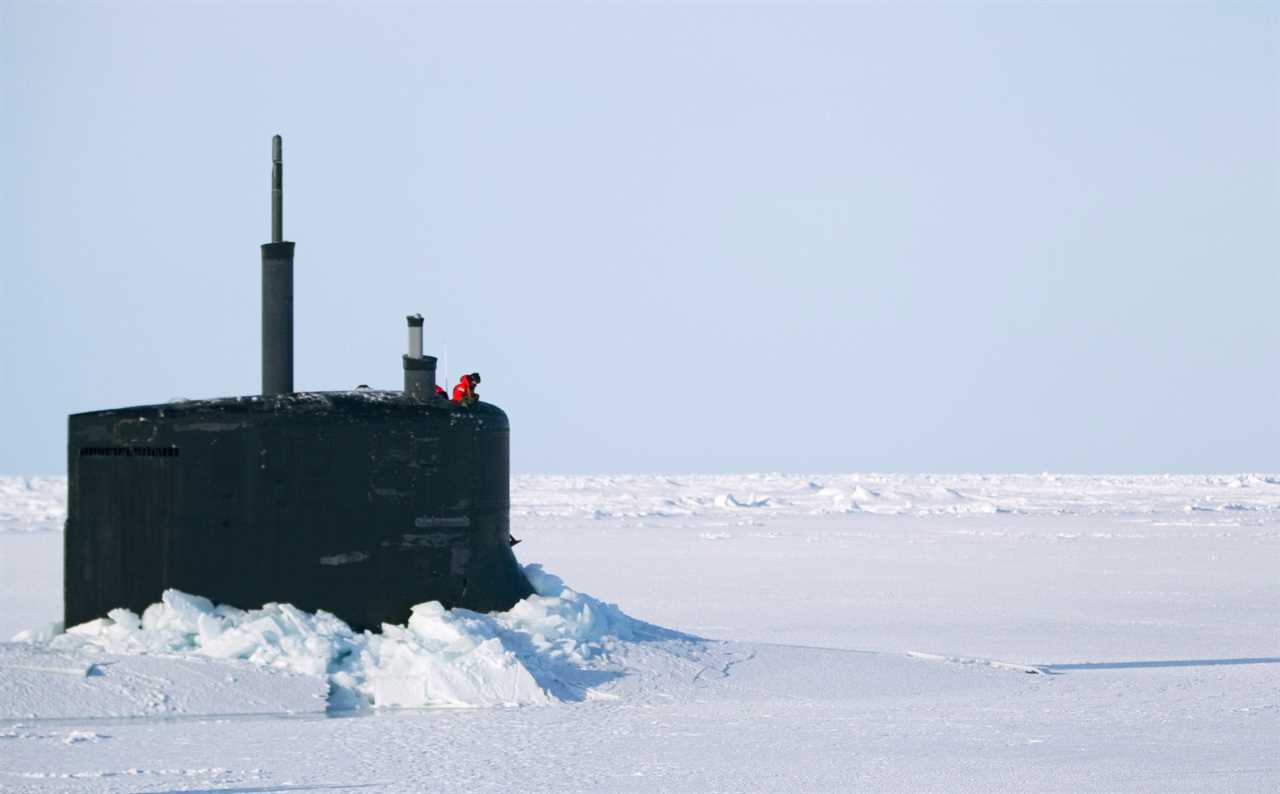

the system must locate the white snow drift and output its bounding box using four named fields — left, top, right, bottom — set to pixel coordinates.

left=0, top=476, right=65, bottom=533
left=2, top=474, right=1278, bottom=791
left=509, top=473, right=1280, bottom=520
left=22, top=565, right=692, bottom=711
left=5, top=473, right=1280, bottom=534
